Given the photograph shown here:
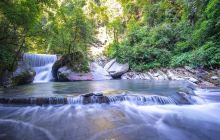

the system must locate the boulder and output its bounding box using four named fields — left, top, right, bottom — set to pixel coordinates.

left=52, top=54, right=70, bottom=80
left=121, top=72, right=151, bottom=80
left=57, top=66, right=93, bottom=81
left=57, top=63, right=112, bottom=81
left=80, top=93, right=110, bottom=104
left=104, top=59, right=129, bottom=78
left=185, top=77, right=199, bottom=83
left=104, top=59, right=116, bottom=70
left=95, top=56, right=110, bottom=68
left=90, top=62, right=112, bottom=80
left=52, top=52, right=90, bottom=81
left=147, top=70, right=169, bottom=80
left=211, top=76, right=219, bottom=80
left=12, top=61, right=36, bottom=85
